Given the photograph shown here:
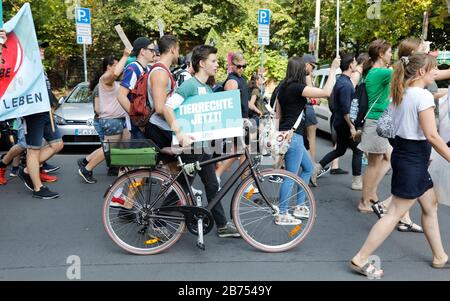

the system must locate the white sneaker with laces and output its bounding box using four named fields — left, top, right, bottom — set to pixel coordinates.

left=275, top=213, right=302, bottom=226
left=293, top=205, right=310, bottom=219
